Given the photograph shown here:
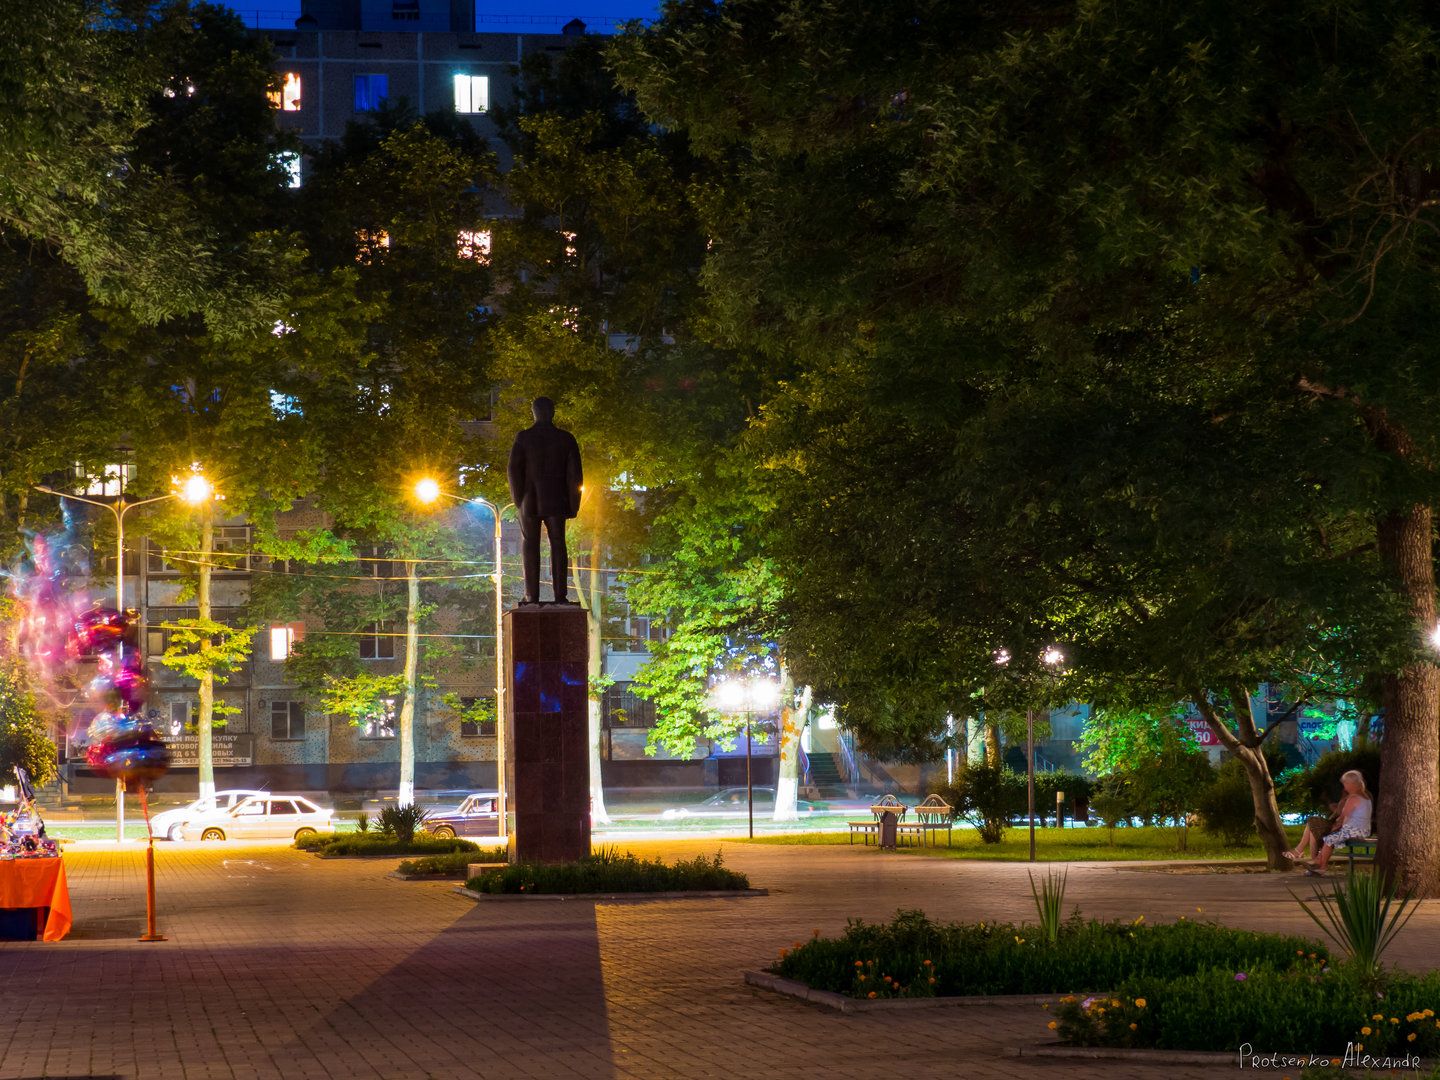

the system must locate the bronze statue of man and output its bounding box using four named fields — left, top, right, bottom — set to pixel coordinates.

left=507, top=396, right=583, bottom=605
